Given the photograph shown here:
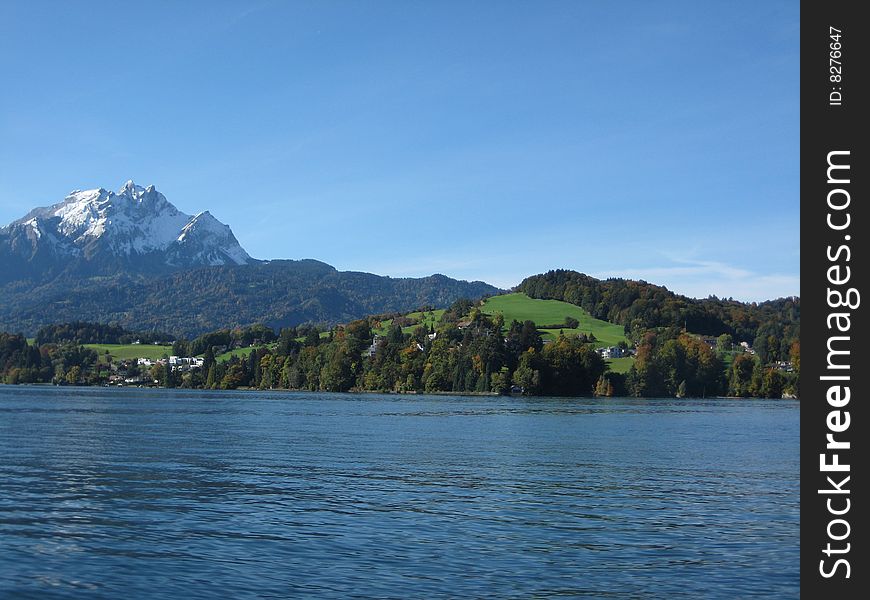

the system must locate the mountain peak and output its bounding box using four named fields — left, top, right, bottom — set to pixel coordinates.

left=1, top=181, right=253, bottom=272
left=116, top=179, right=154, bottom=201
